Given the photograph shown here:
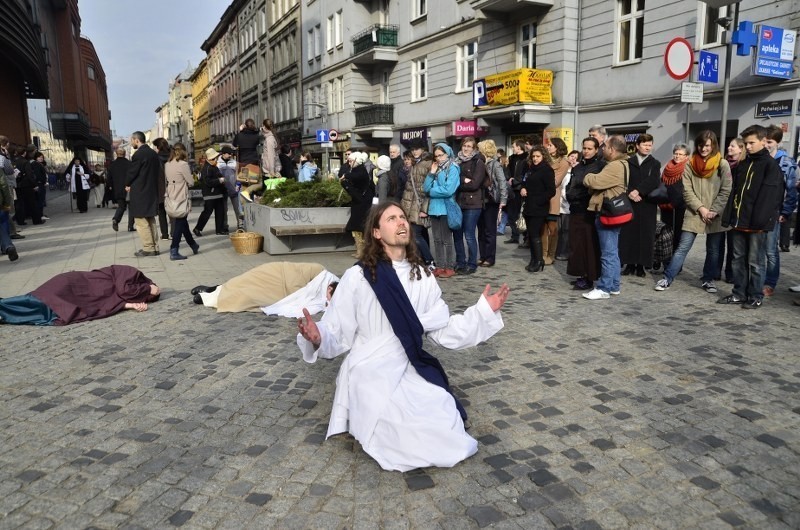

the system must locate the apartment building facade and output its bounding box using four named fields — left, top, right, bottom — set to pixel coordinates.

left=187, top=0, right=798, bottom=167
left=166, top=65, right=195, bottom=147
left=190, top=58, right=210, bottom=159
left=203, top=3, right=241, bottom=145
left=2, top=0, right=112, bottom=160
left=295, top=0, right=798, bottom=165
left=267, top=0, right=303, bottom=149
